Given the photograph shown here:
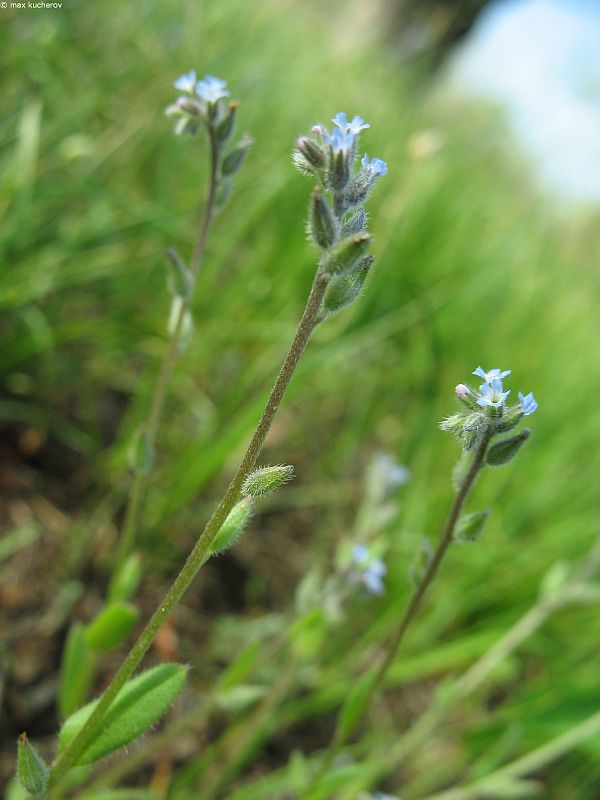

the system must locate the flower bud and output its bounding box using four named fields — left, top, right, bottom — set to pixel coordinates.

left=222, top=134, right=253, bottom=176
left=217, top=100, right=238, bottom=144
left=308, top=186, right=337, bottom=249
left=209, top=497, right=254, bottom=556
left=344, top=170, right=375, bottom=207
left=242, top=464, right=295, bottom=497
left=17, top=733, right=48, bottom=798
left=455, top=383, right=479, bottom=410
left=328, top=147, right=350, bottom=190
left=342, top=208, right=367, bottom=237
left=321, top=233, right=371, bottom=276
left=486, top=429, right=531, bottom=466
left=296, top=136, right=326, bottom=170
